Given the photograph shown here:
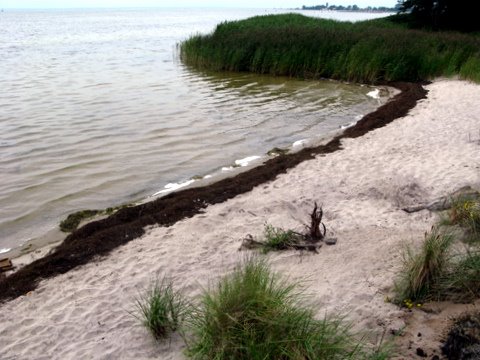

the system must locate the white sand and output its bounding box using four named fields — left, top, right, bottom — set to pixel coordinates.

left=1, top=79, right=479, bottom=359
